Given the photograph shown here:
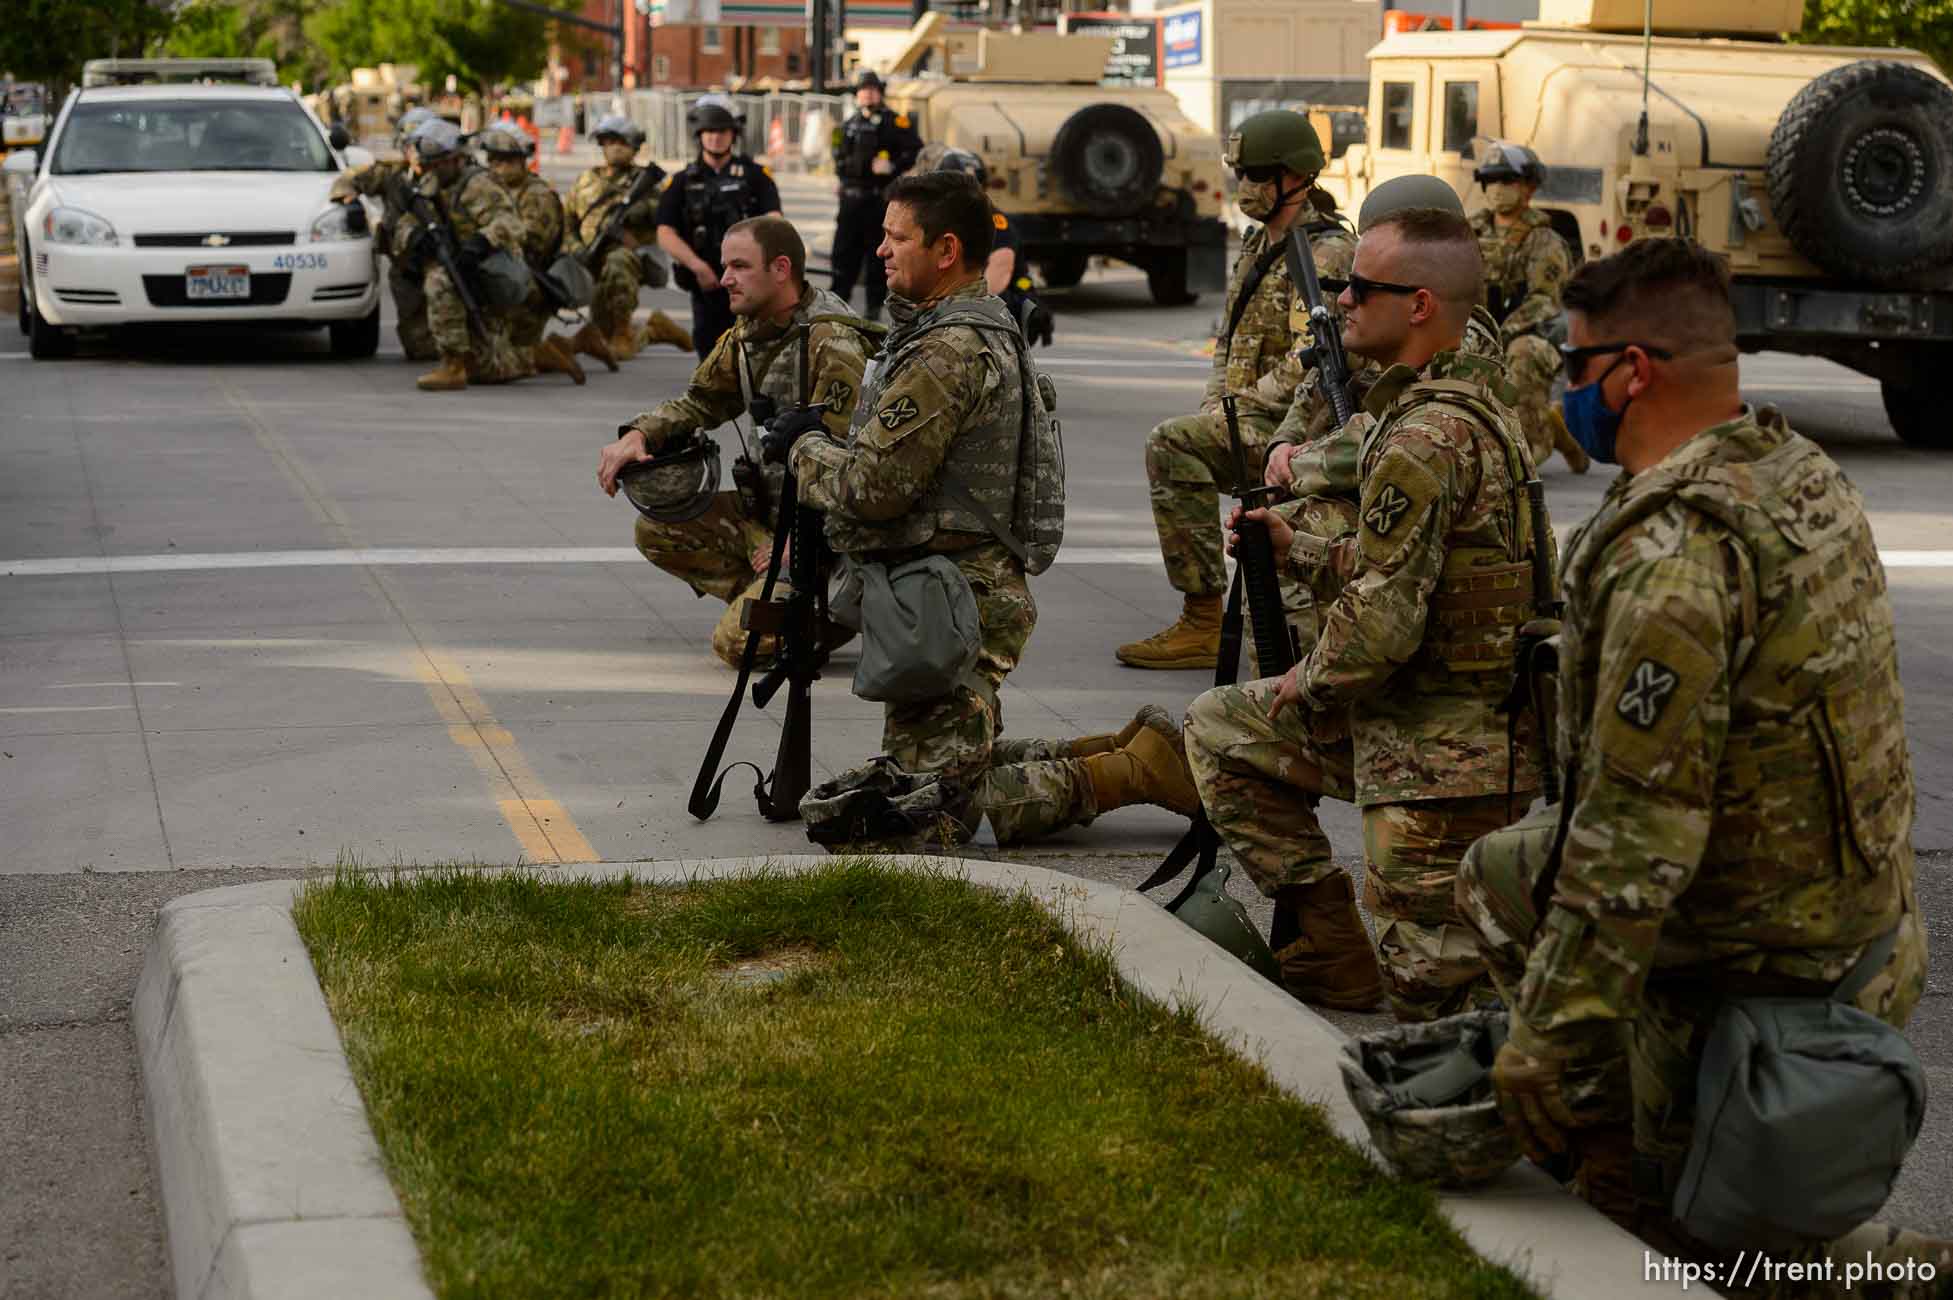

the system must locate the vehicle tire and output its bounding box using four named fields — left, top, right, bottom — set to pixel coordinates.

left=1145, top=249, right=1196, bottom=307
left=1767, top=60, right=1953, bottom=284
left=1051, top=104, right=1165, bottom=219
left=329, top=305, right=382, bottom=359
left=1040, top=251, right=1089, bottom=289
left=28, top=300, right=74, bottom=360
left=1882, top=378, right=1952, bottom=450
